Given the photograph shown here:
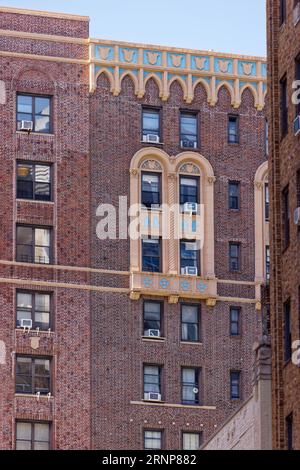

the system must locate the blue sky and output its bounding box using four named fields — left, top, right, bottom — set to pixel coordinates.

left=2, top=0, right=266, bottom=56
